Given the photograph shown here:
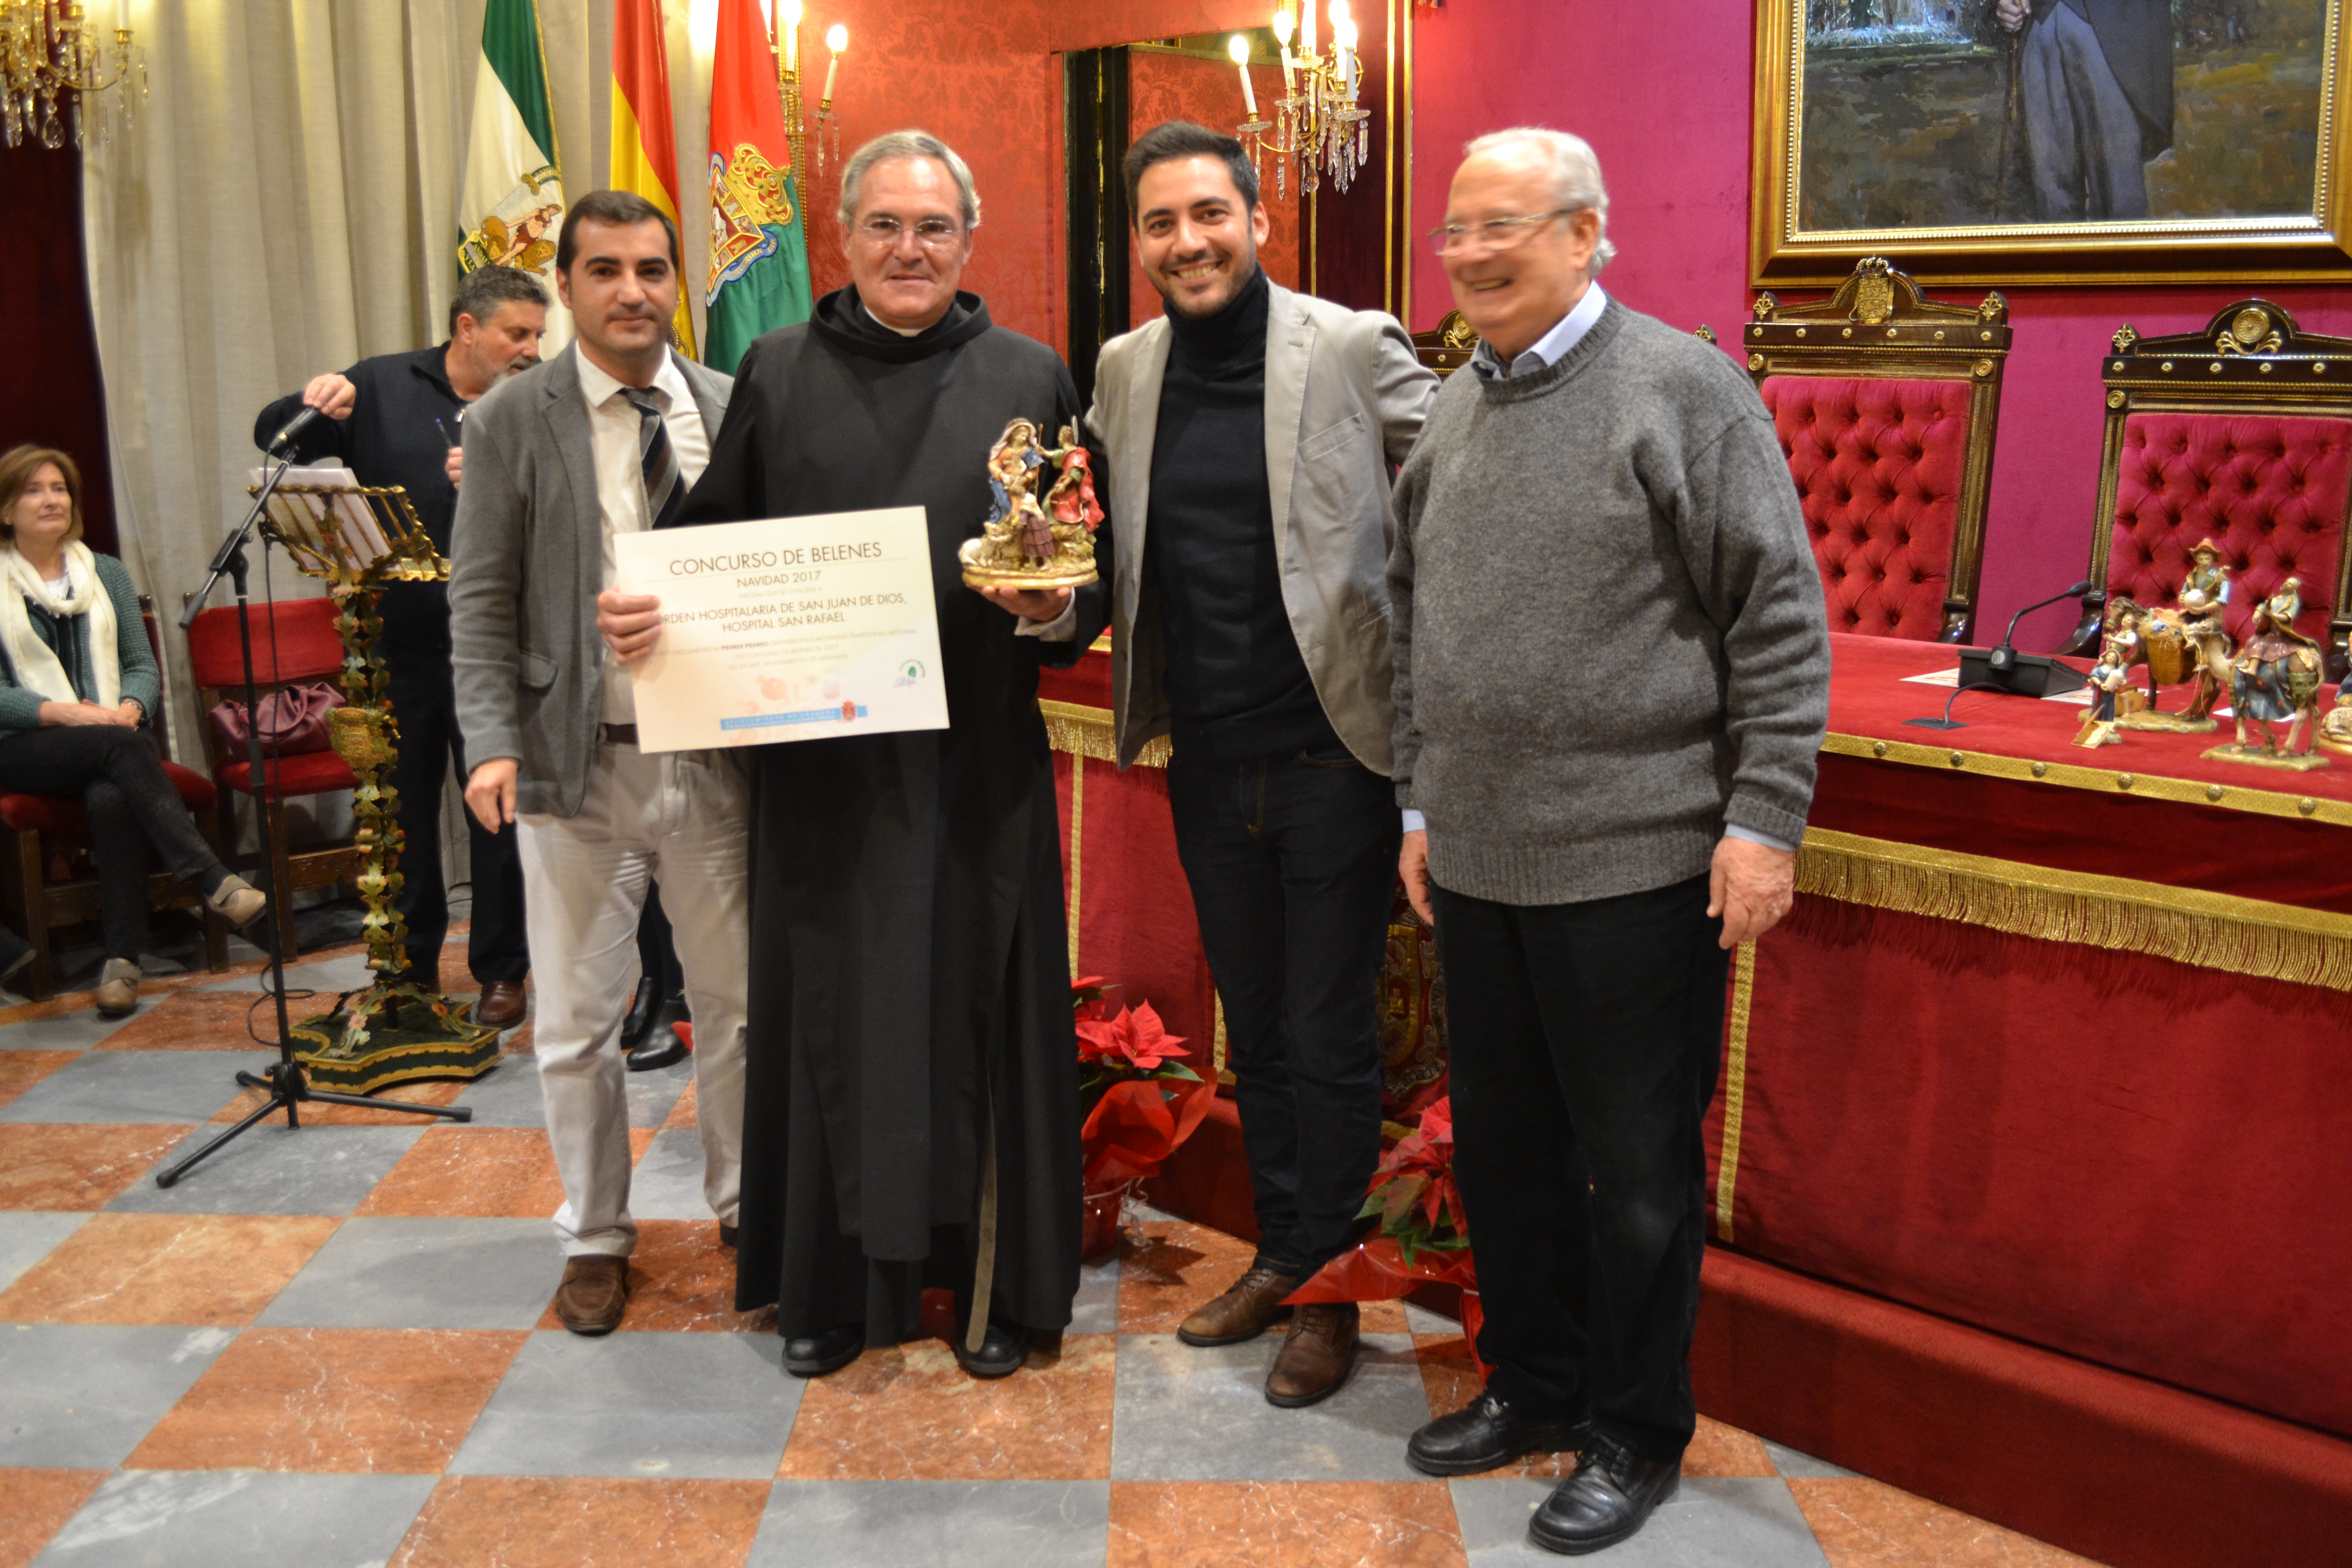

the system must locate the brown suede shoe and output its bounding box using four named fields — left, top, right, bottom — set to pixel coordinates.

left=1177, top=1264, right=1299, bottom=1347
left=552, top=1255, right=628, bottom=1335
left=474, top=981, right=528, bottom=1030
left=1265, top=1301, right=1358, bottom=1408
